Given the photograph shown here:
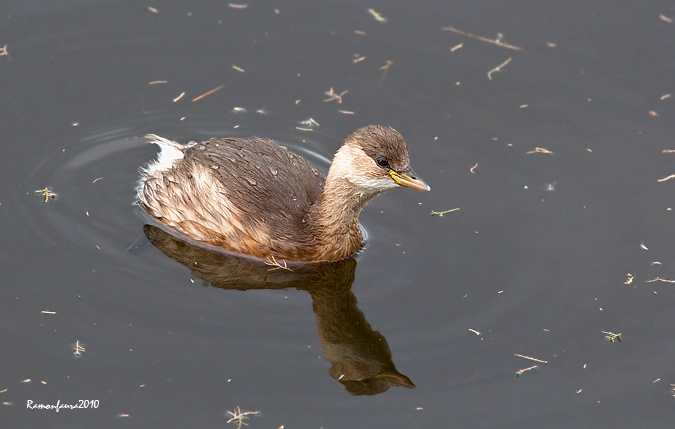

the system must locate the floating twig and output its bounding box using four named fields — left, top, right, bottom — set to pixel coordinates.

left=470, top=163, right=478, bottom=173
left=35, top=188, right=56, bottom=203
left=192, top=84, right=225, bottom=102
left=265, top=256, right=292, bottom=271
left=324, top=87, right=348, bottom=103
left=646, top=277, right=675, bottom=283
left=232, top=65, right=245, bottom=72
left=226, top=406, right=259, bottom=429
left=526, top=147, right=553, bottom=155
left=514, top=354, right=548, bottom=364
left=379, top=60, right=394, bottom=86
left=0, top=44, right=10, bottom=60
left=516, top=365, right=538, bottom=377
left=368, top=8, right=387, bottom=23
left=431, top=208, right=460, bottom=217
left=657, top=174, right=675, bottom=182
left=229, top=4, right=248, bottom=9
left=487, top=57, right=512, bottom=80
left=441, top=26, right=523, bottom=51
left=73, top=341, right=86, bottom=355
left=299, top=118, right=320, bottom=127
left=602, top=331, right=621, bottom=342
